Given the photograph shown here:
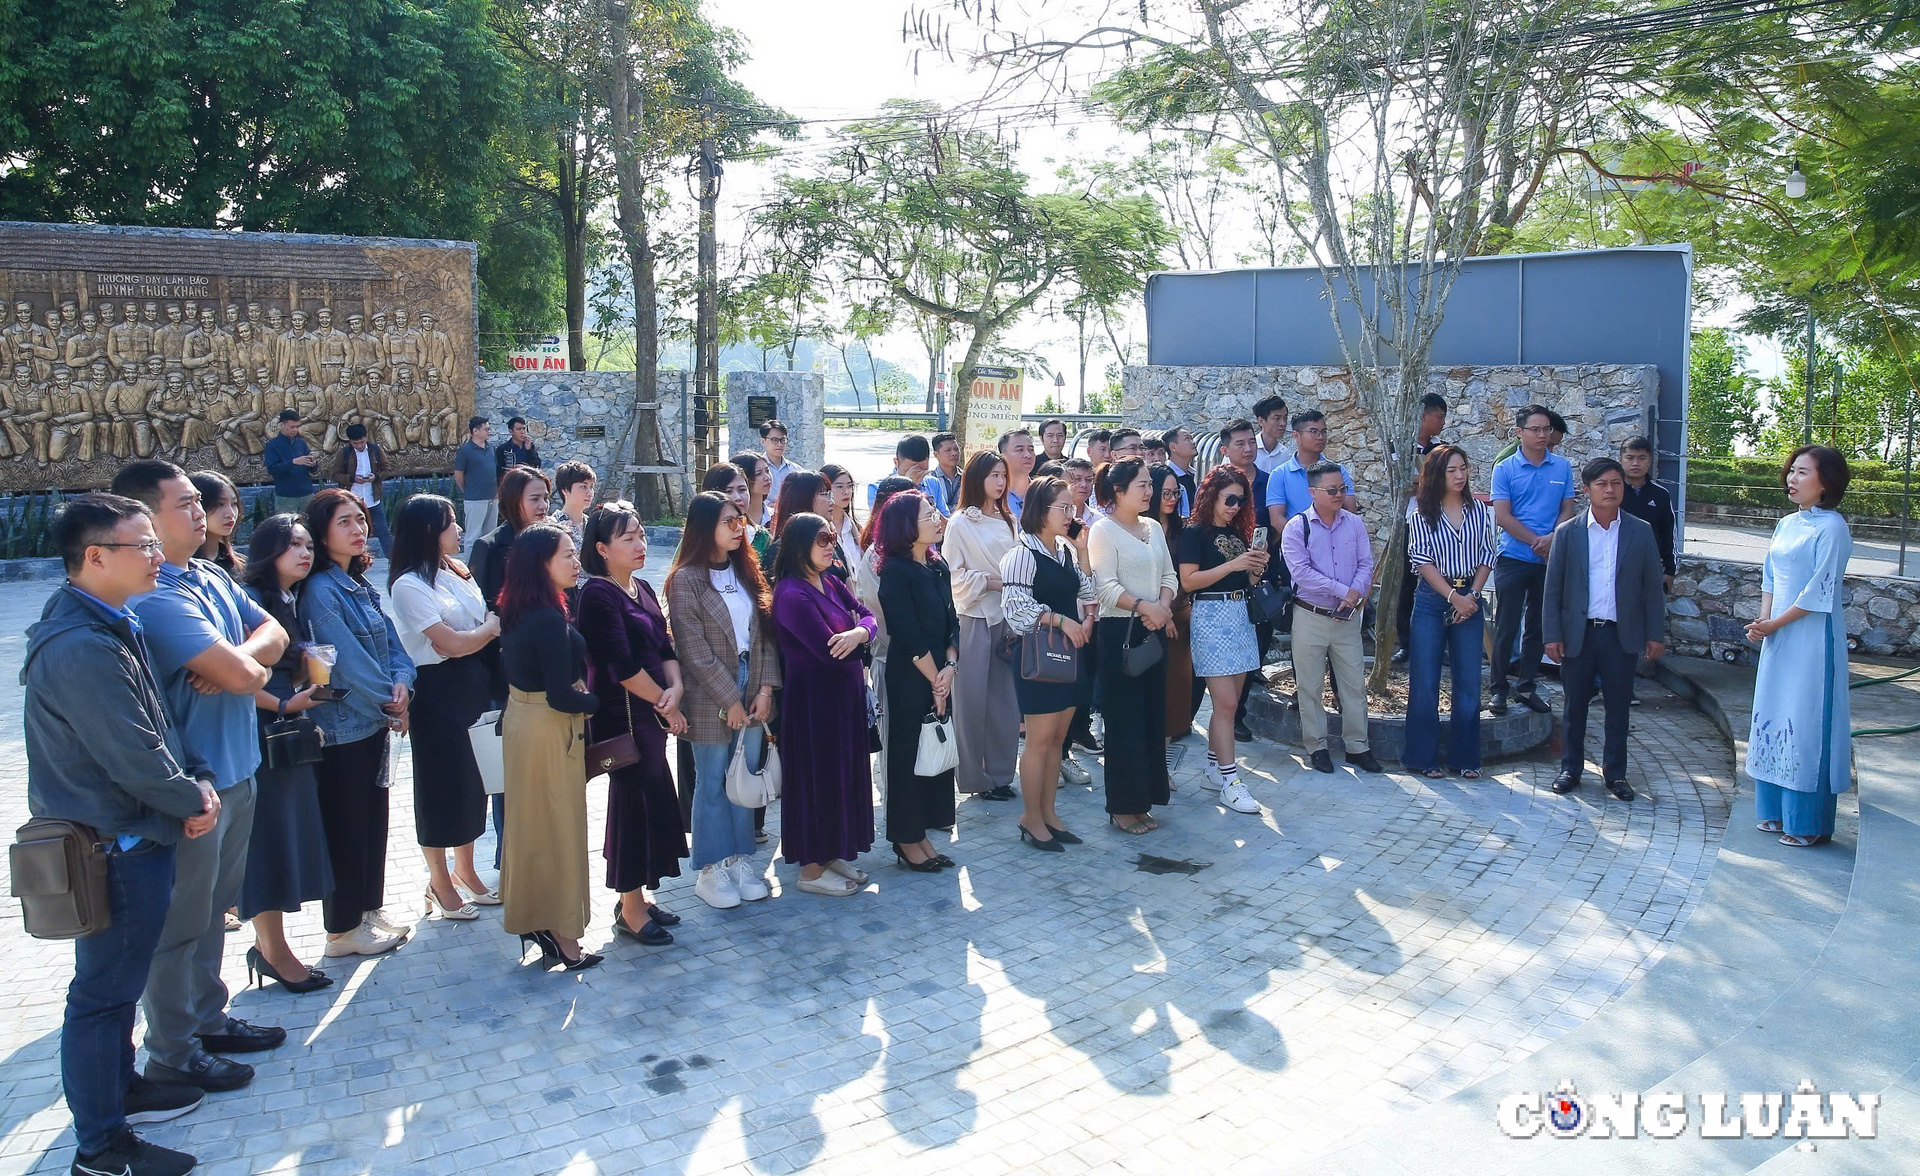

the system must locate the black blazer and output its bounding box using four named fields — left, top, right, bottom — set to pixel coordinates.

left=1542, top=509, right=1667, bottom=659
left=469, top=522, right=515, bottom=611
left=877, top=555, right=959, bottom=669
